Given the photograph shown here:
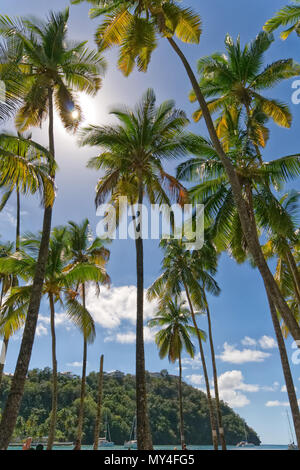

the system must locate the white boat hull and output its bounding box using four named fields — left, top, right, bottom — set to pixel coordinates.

left=124, top=440, right=137, bottom=449
left=99, top=441, right=115, bottom=447
left=236, top=441, right=255, bottom=448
